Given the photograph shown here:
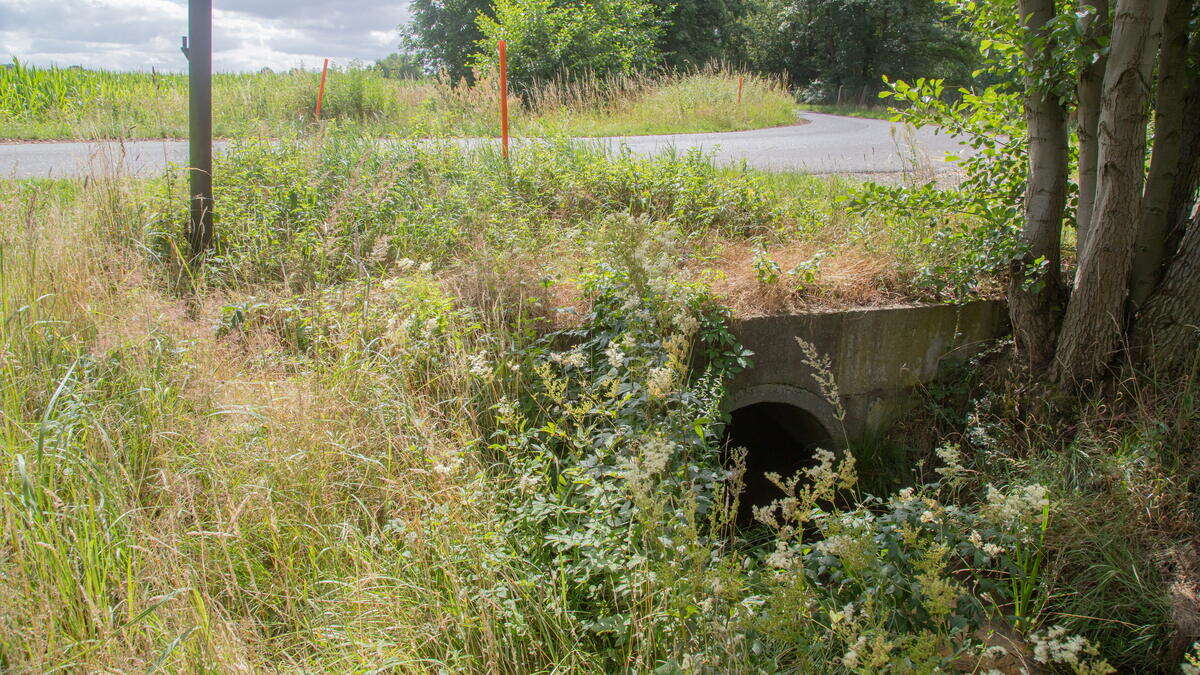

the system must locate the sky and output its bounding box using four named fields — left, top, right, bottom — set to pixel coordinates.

left=0, top=0, right=412, bottom=72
